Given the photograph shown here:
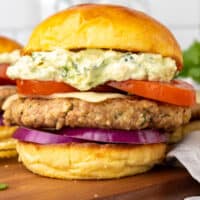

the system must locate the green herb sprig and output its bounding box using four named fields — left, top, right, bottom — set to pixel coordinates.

left=0, top=183, right=8, bottom=191
left=178, top=41, right=200, bottom=83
